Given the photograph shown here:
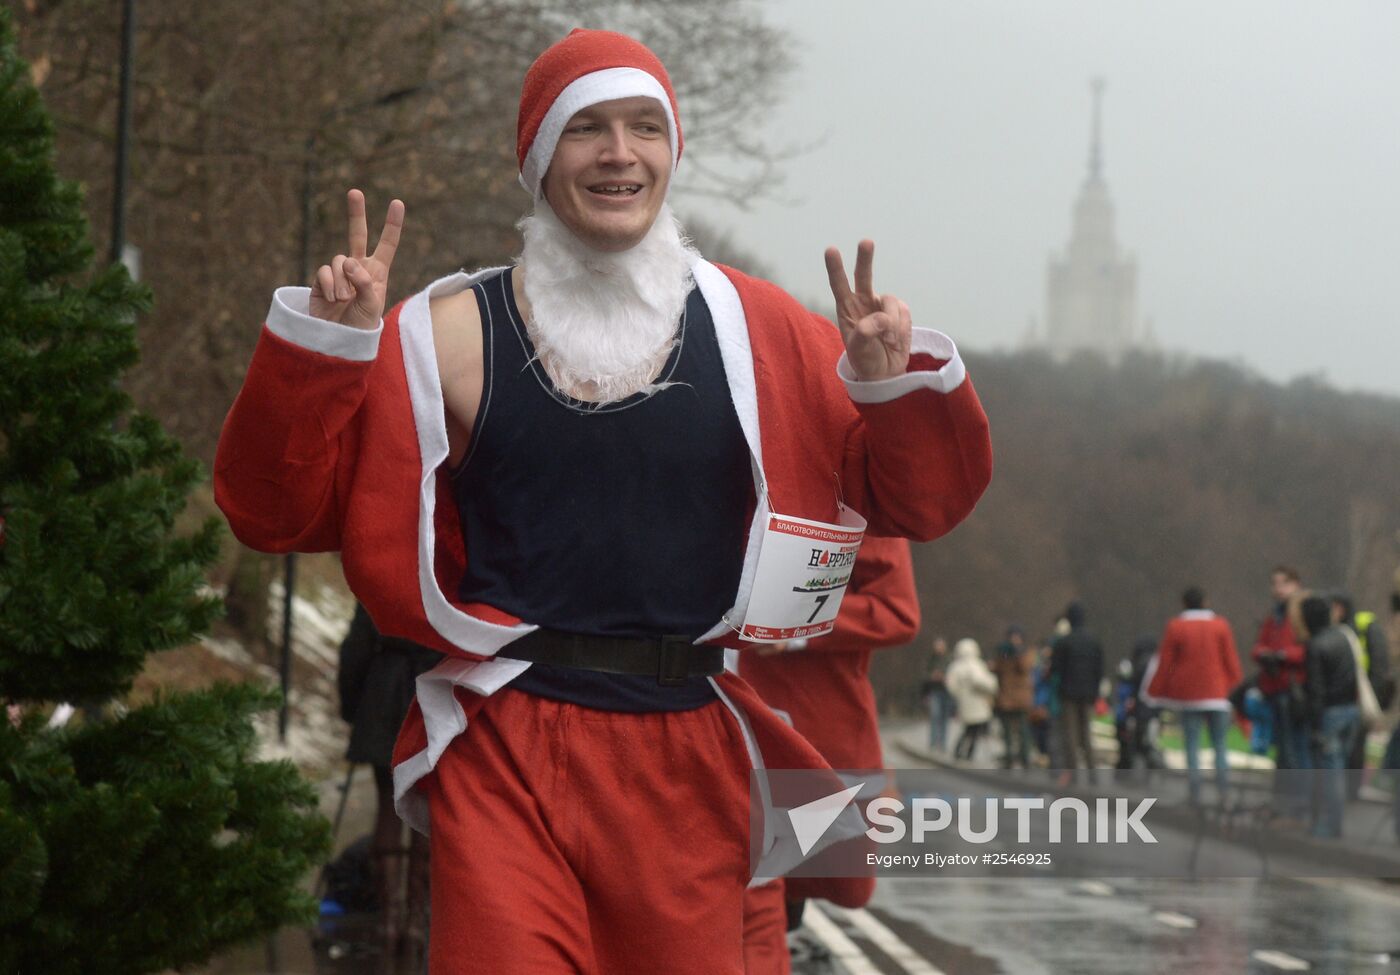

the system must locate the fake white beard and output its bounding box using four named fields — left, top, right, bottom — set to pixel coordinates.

left=516, top=200, right=698, bottom=404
